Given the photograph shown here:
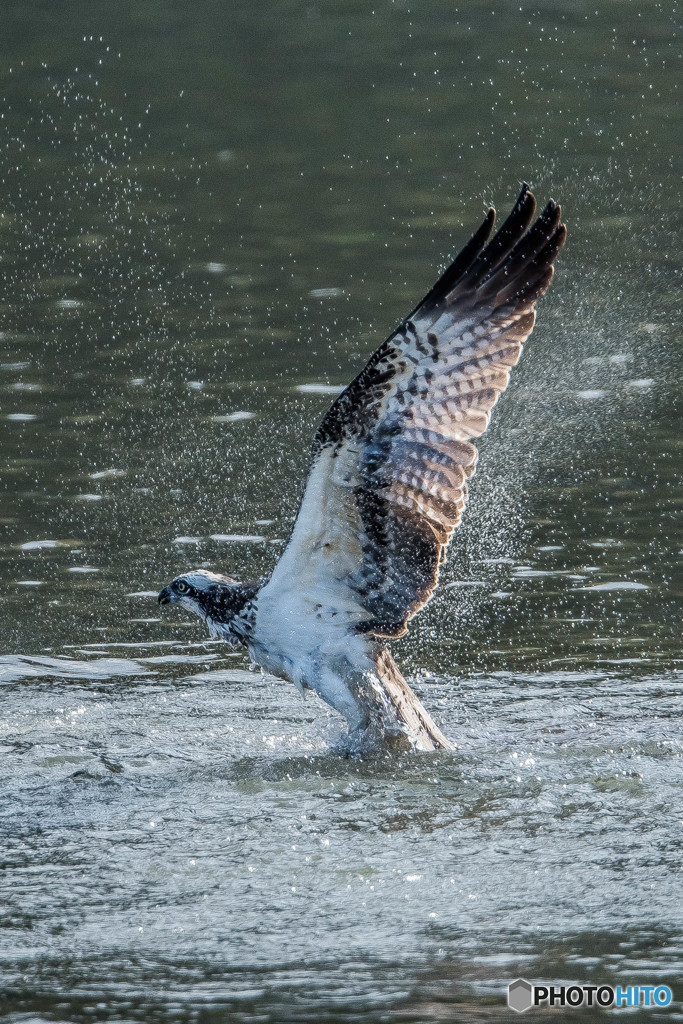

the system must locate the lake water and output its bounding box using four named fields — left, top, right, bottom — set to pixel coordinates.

left=0, top=2, right=681, bottom=1021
